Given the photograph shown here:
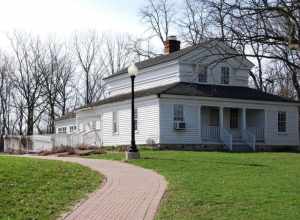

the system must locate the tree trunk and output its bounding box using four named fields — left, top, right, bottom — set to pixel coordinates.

left=49, top=104, right=55, bottom=134
left=27, top=108, right=34, bottom=135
